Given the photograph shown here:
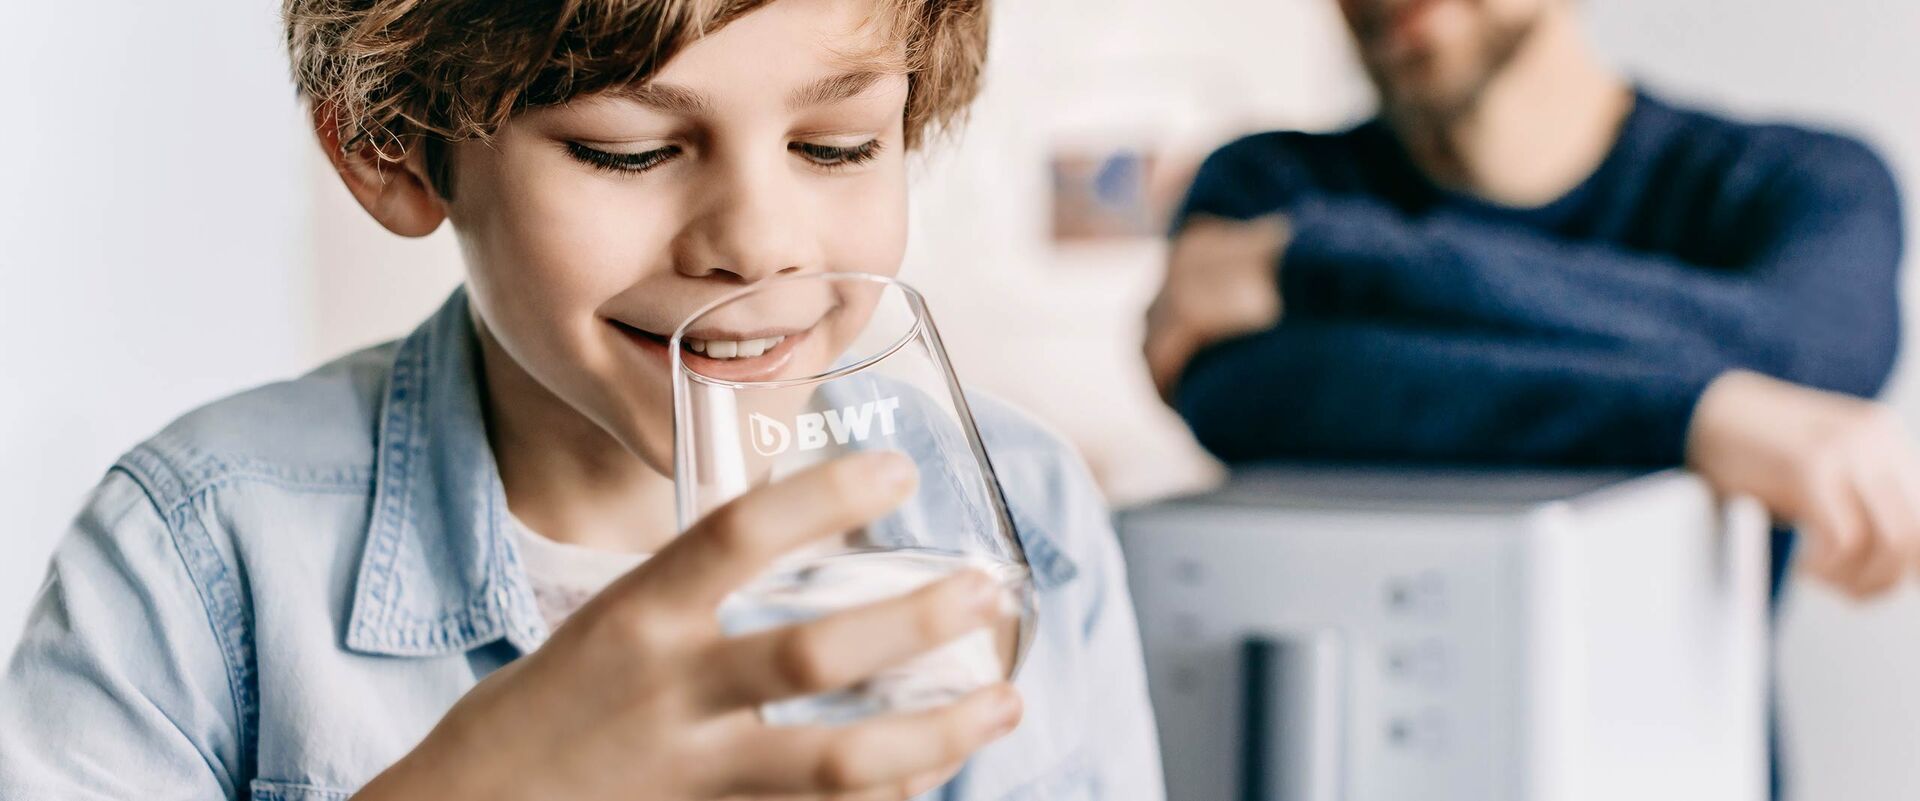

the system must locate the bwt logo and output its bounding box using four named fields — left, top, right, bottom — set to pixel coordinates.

left=749, top=397, right=903, bottom=457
